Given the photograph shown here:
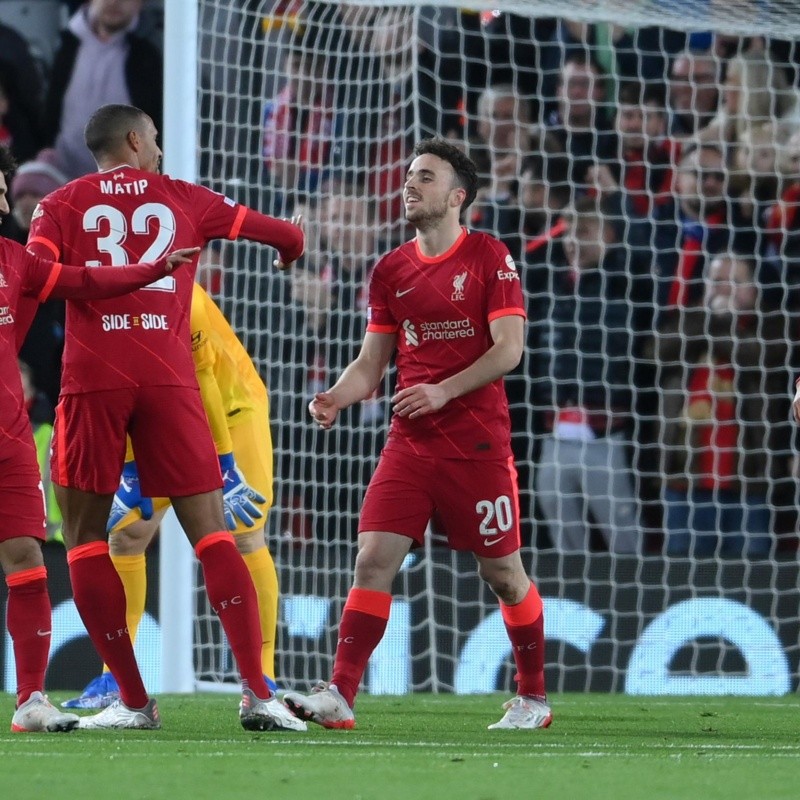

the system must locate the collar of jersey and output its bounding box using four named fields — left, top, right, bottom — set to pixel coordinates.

left=413, top=227, right=468, bottom=264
